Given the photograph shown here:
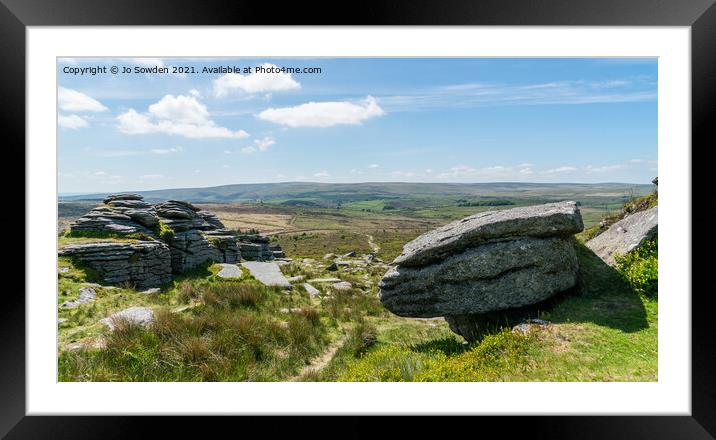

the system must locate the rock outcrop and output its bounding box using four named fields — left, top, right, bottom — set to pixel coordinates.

left=586, top=206, right=657, bottom=266
left=62, top=194, right=253, bottom=288
left=59, top=241, right=172, bottom=289
left=236, top=234, right=275, bottom=261
left=379, top=201, right=583, bottom=342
